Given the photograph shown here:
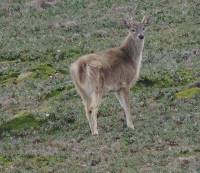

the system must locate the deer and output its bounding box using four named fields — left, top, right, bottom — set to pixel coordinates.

left=70, top=15, right=153, bottom=135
